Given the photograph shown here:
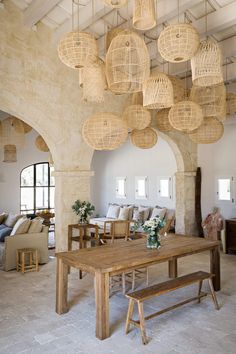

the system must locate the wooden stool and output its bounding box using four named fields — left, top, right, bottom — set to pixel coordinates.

left=16, top=248, right=39, bottom=273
